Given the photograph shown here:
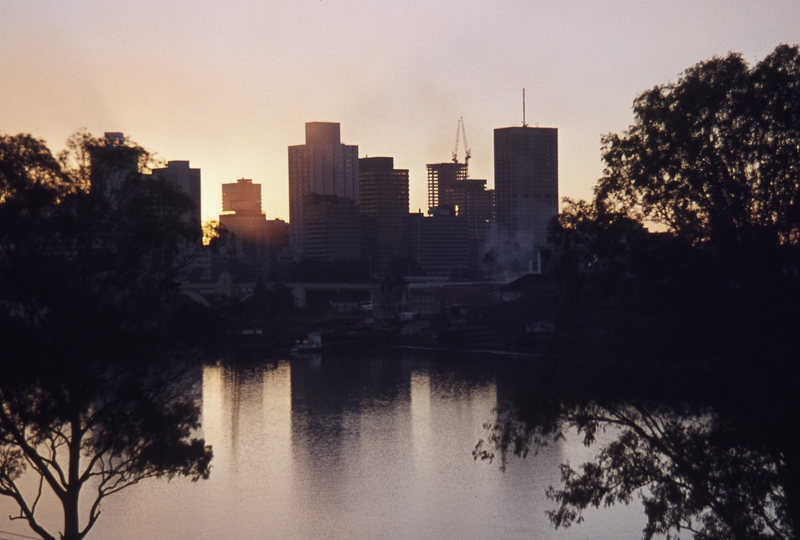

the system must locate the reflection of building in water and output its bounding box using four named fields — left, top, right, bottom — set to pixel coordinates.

left=200, top=362, right=293, bottom=513
left=410, top=372, right=432, bottom=459
left=263, top=362, right=293, bottom=464
left=407, top=361, right=500, bottom=536
left=101, top=353, right=649, bottom=540
left=202, top=362, right=294, bottom=462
